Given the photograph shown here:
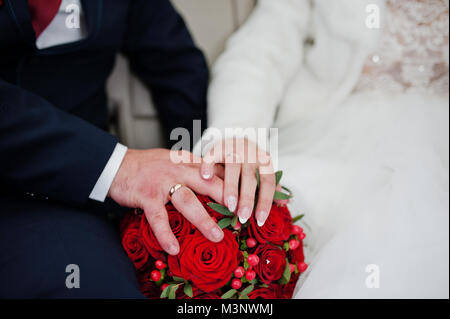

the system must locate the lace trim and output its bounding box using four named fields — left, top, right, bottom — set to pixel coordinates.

left=355, top=0, right=449, bottom=94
